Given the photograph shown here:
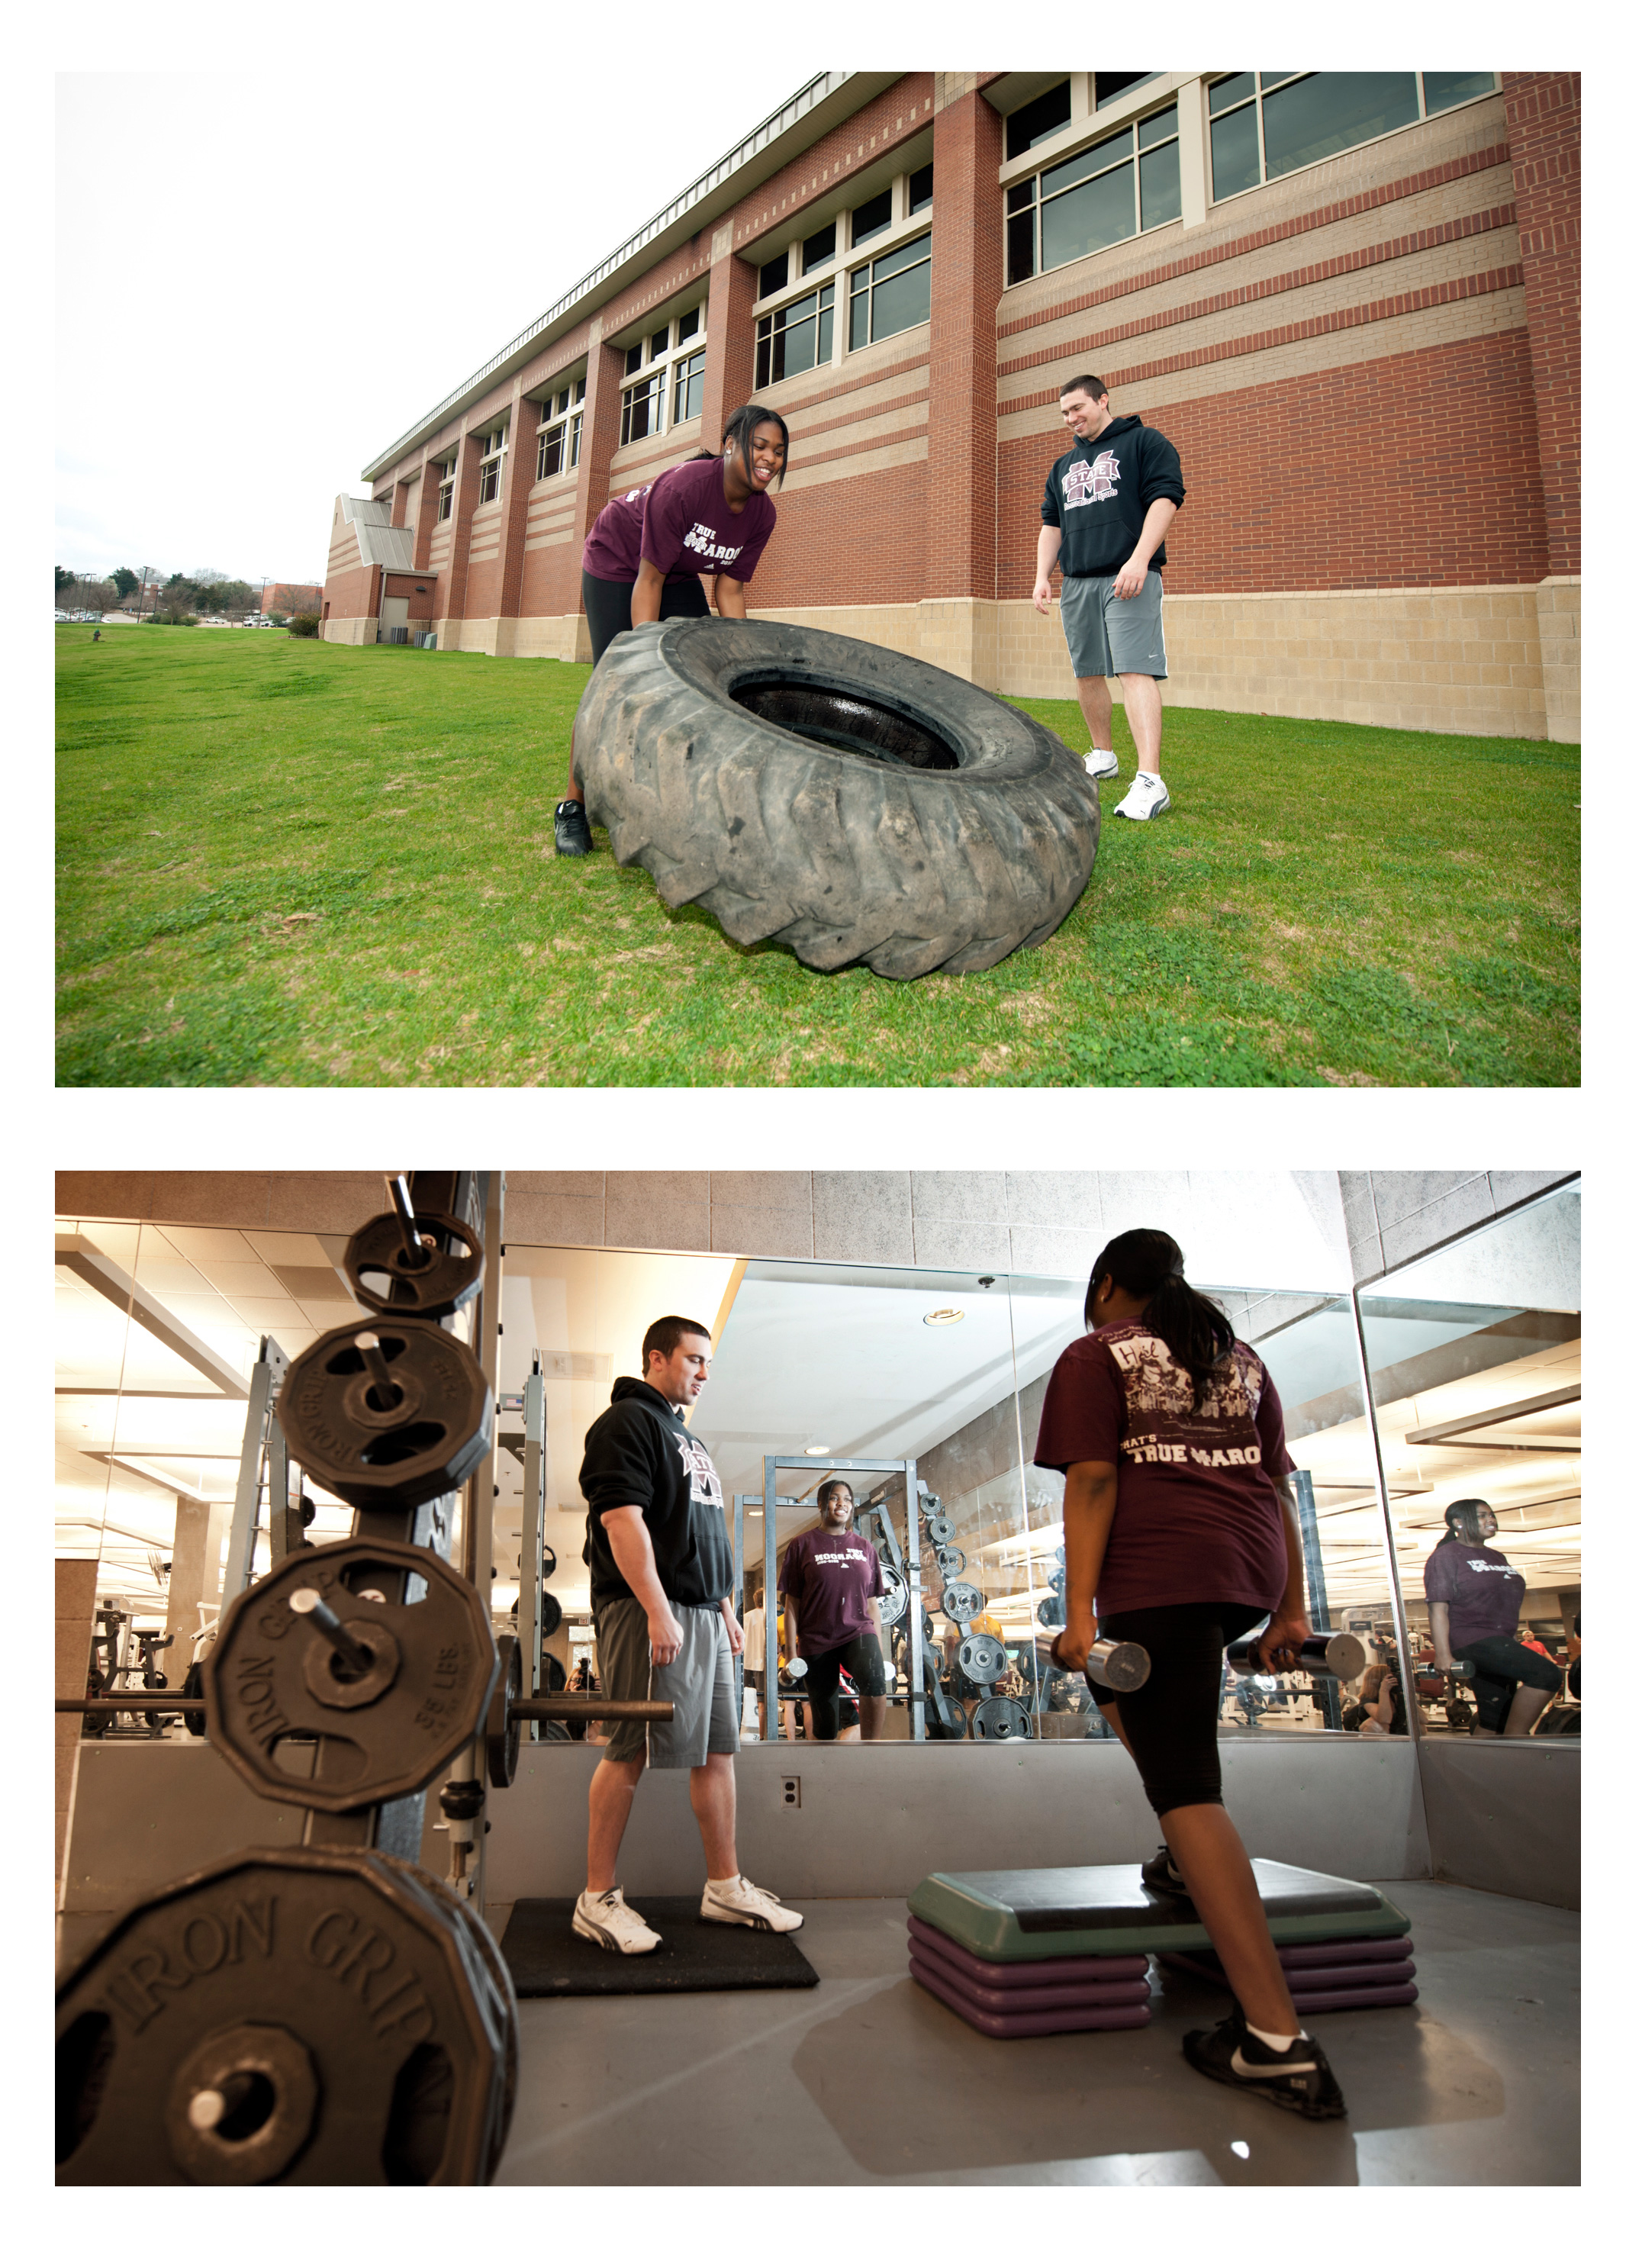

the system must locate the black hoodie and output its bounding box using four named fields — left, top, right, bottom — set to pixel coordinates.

left=578, top=1377, right=732, bottom=1611
left=1042, top=414, right=1186, bottom=580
